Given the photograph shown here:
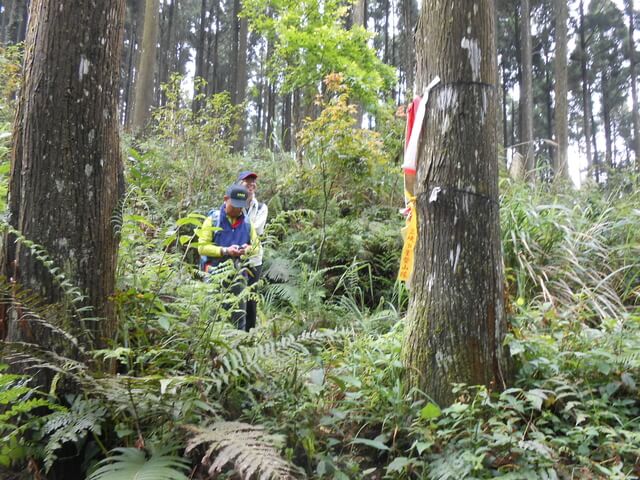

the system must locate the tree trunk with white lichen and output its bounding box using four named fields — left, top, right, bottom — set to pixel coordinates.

left=402, top=0, right=511, bottom=407
left=1, top=0, right=125, bottom=357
